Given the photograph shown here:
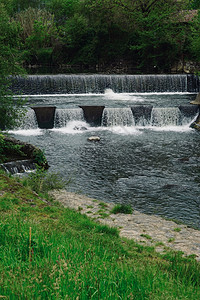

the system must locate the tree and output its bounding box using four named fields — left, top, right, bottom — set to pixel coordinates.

left=112, top=0, right=191, bottom=72
left=189, top=0, right=200, bottom=8
left=46, top=0, right=80, bottom=24
left=188, top=12, right=200, bottom=62
left=0, top=4, right=25, bottom=130
left=81, top=0, right=190, bottom=72
left=0, top=0, right=45, bottom=15
left=129, top=9, right=189, bottom=72
left=15, top=7, right=58, bottom=66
